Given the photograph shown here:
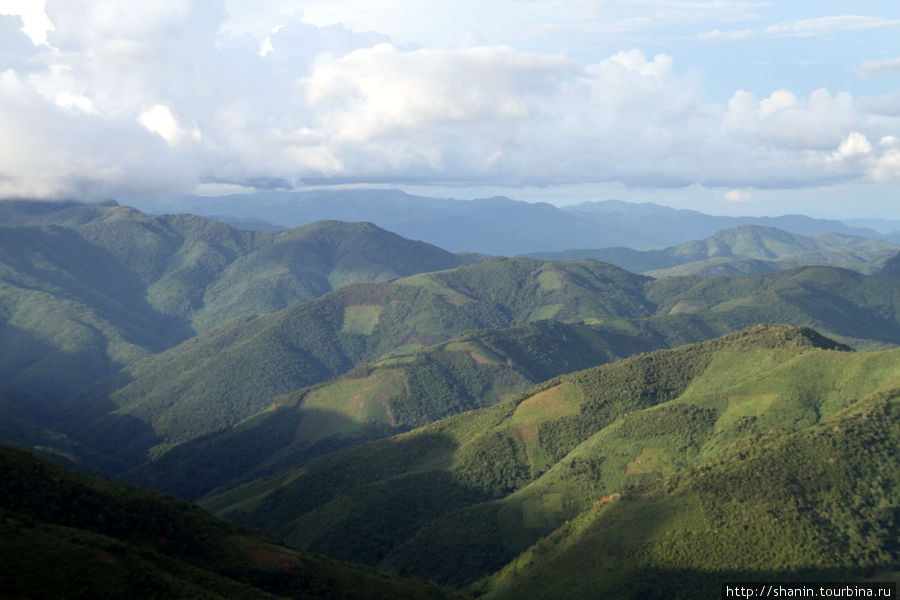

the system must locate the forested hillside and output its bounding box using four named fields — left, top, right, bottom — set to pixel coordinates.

left=197, top=326, right=900, bottom=596
left=0, top=445, right=459, bottom=600
left=3, top=200, right=900, bottom=599
left=62, top=258, right=653, bottom=465
left=0, top=201, right=469, bottom=464
left=124, top=316, right=740, bottom=500
left=65, top=257, right=900, bottom=470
